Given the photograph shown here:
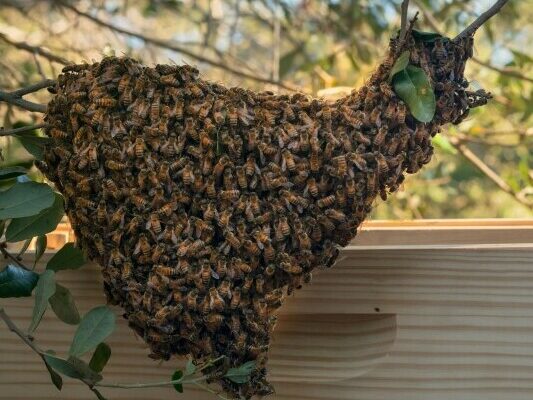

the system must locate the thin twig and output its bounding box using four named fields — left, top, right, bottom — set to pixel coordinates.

left=0, top=307, right=108, bottom=400
left=470, top=58, right=533, bottom=84
left=58, top=1, right=301, bottom=91
left=0, top=123, right=47, bottom=136
left=11, top=79, right=56, bottom=97
left=454, top=0, right=510, bottom=41
left=0, top=91, right=47, bottom=113
left=0, top=33, right=71, bottom=66
left=0, top=243, right=31, bottom=270
left=412, top=0, right=532, bottom=85
left=193, top=381, right=231, bottom=400
left=0, top=79, right=53, bottom=113
left=449, top=137, right=532, bottom=209
left=399, top=0, right=410, bottom=42
left=96, top=355, right=225, bottom=389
